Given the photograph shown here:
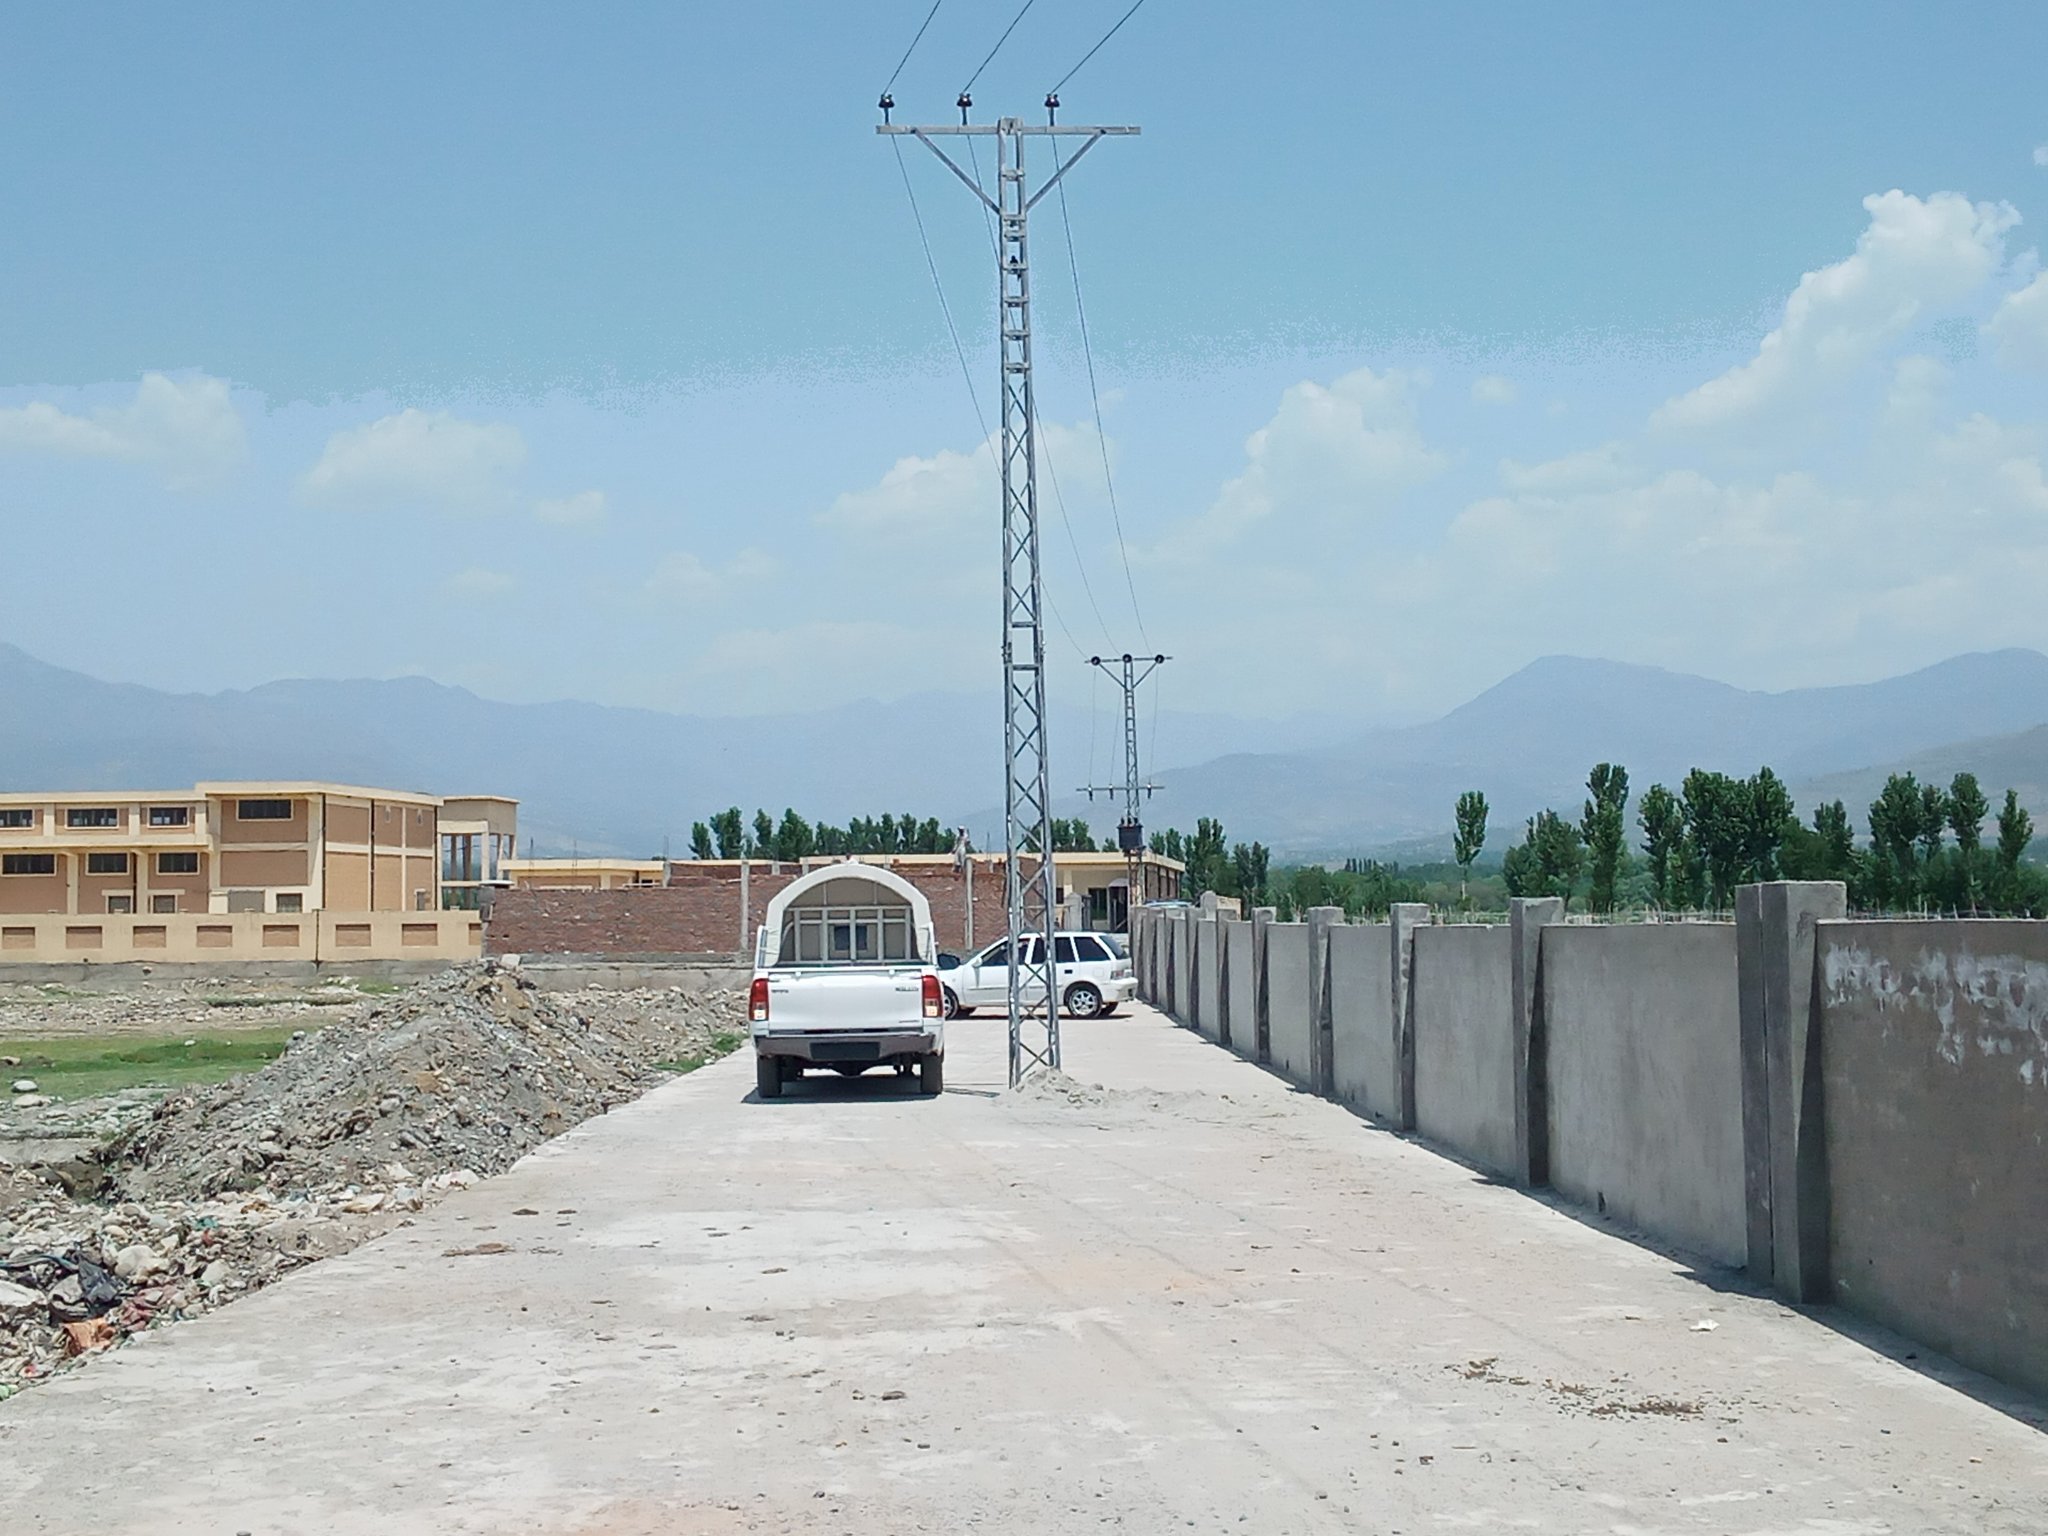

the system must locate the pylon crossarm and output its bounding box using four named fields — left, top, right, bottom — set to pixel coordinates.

left=1024, top=132, right=1109, bottom=210
left=902, top=133, right=999, bottom=213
